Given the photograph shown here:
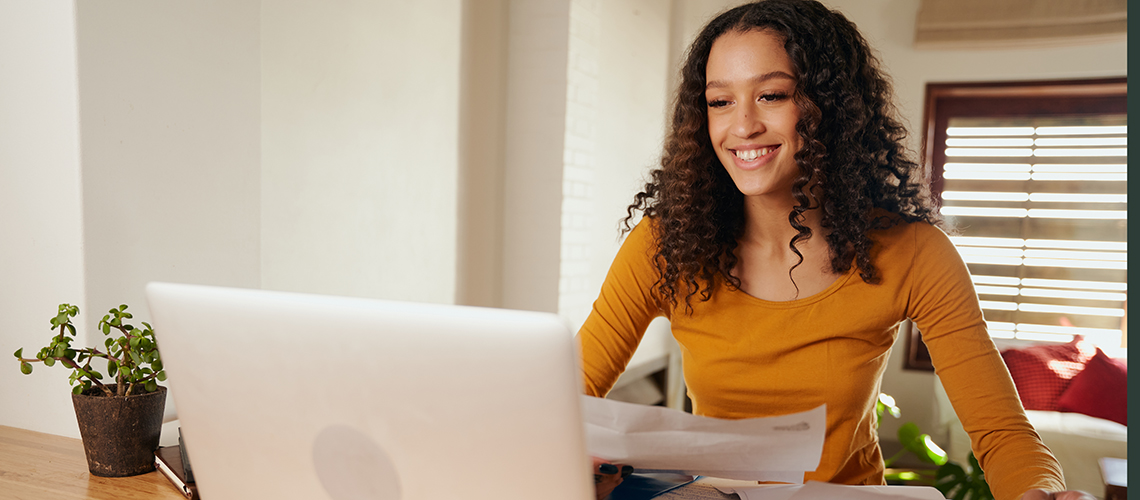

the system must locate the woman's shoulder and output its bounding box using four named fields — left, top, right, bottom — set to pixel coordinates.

left=869, top=211, right=947, bottom=244
left=611, top=216, right=661, bottom=264
left=624, top=216, right=660, bottom=246
left=868, top=213, right=955, bottom=262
